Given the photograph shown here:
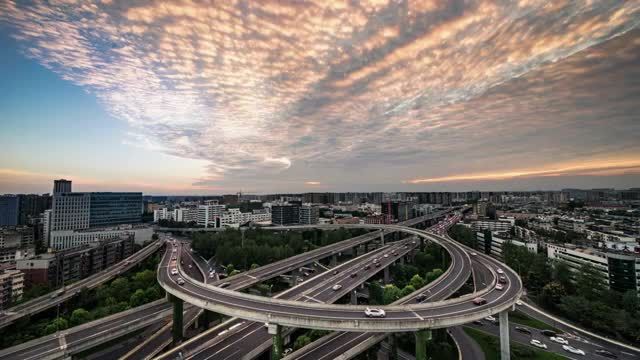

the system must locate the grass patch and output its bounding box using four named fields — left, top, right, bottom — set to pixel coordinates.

left=510, top=310, right=561, bottom=333
left=463, top=327, right=568, bottom=360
